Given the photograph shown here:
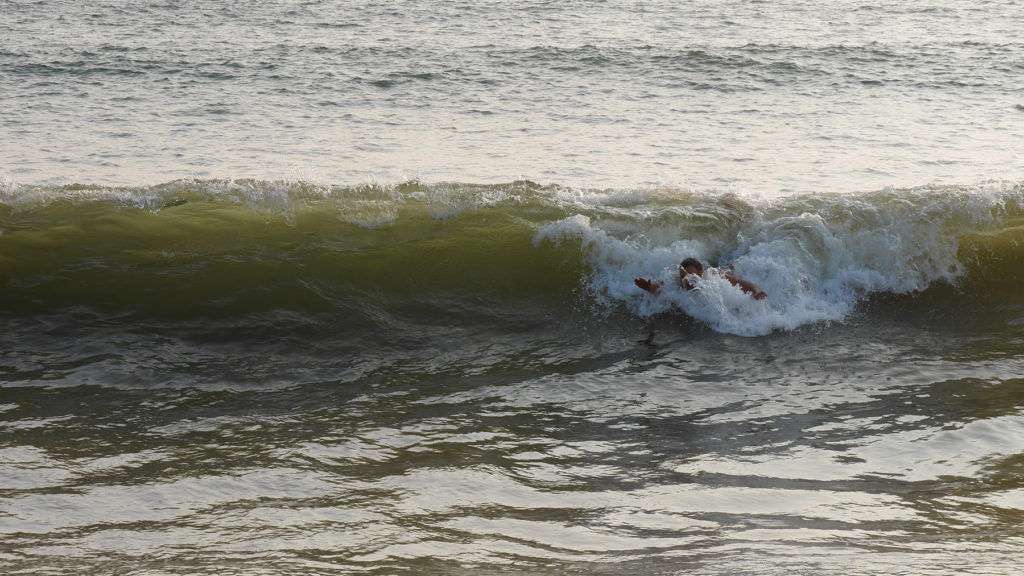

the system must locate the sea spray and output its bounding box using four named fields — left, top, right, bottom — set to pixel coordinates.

left=535, top=181, right=1024, bottom=335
